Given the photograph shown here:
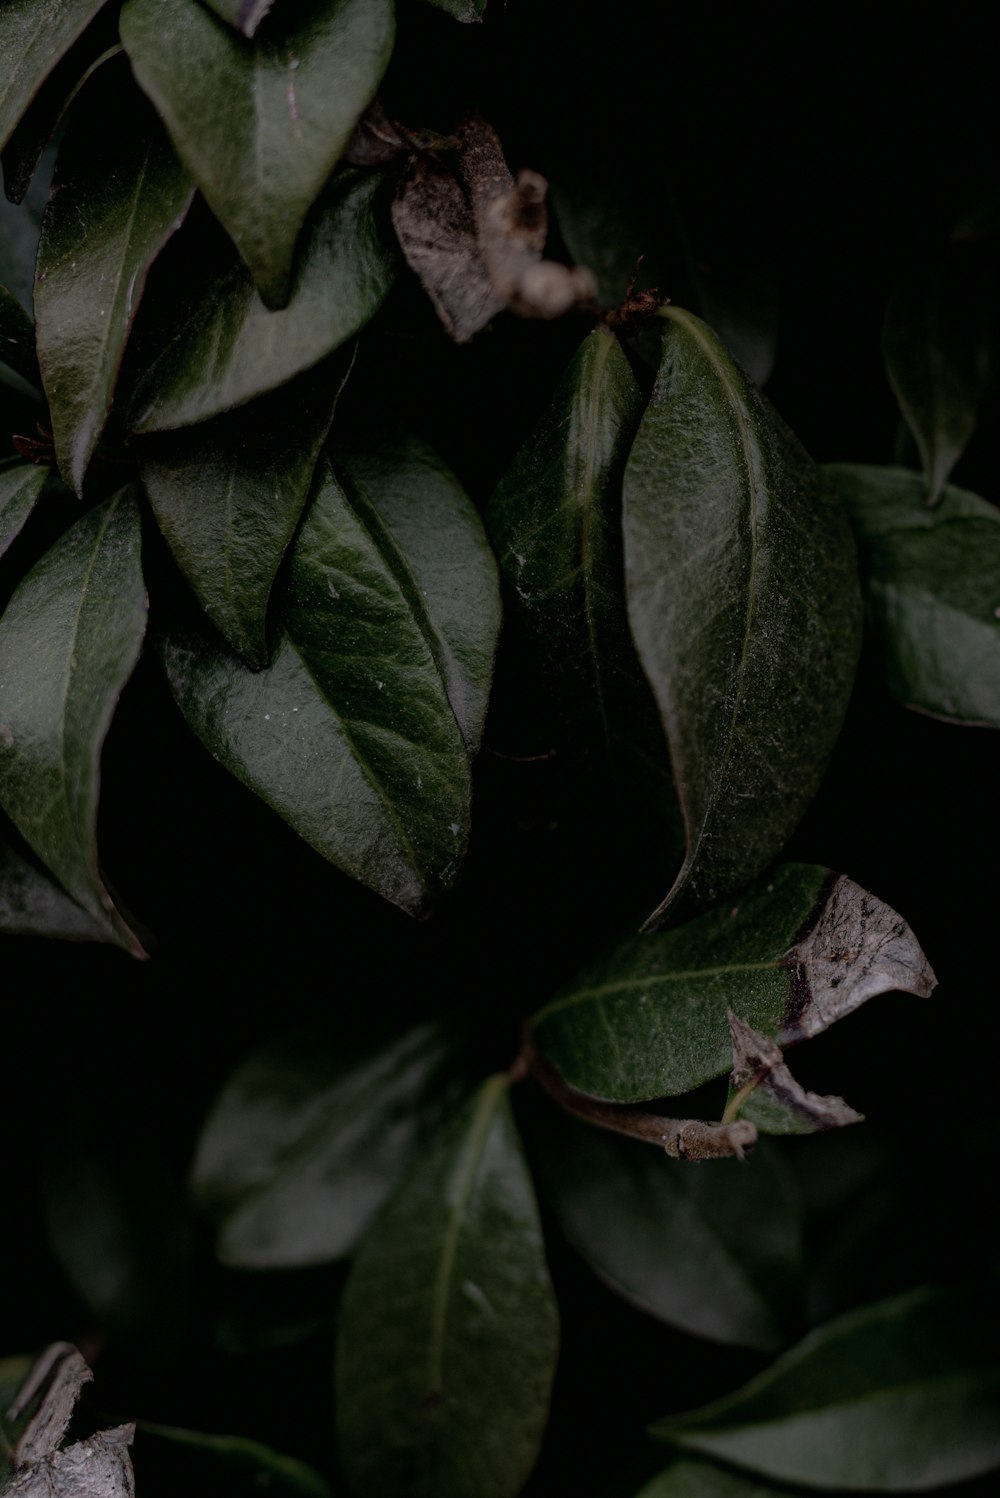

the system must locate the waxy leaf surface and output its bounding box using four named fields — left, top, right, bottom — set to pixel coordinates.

left=121, top=0, right=394, bottom=307
left=35, top=77, right=193, bottom=495
left=0, top=840, right=111, bottom=941
left=636, top=1460, right=807, bottom=1498
left=139, top=353, right=351, bottom=665
left=191, top=1023, right=458, bottom=1268
left=826, top=464, right=1000, bottom=727
left=0, top=0, right=109, bottom=152
left=0, top=458, right=47, bottom=555
left=336, top=1075, right=558, bottom=1498
left=162, top=459, right=473, bottom=916
left=0, top=488, right=146, bottom=953
left=0, top=285, right=39, bottom=386
left=653, top=1283, right=1000, bottom=1491
left=530, top=863, right=935, bottom=1104
left=623, top=308, right=861, bottom=926
left=129, top=168, right=394, bottom=430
